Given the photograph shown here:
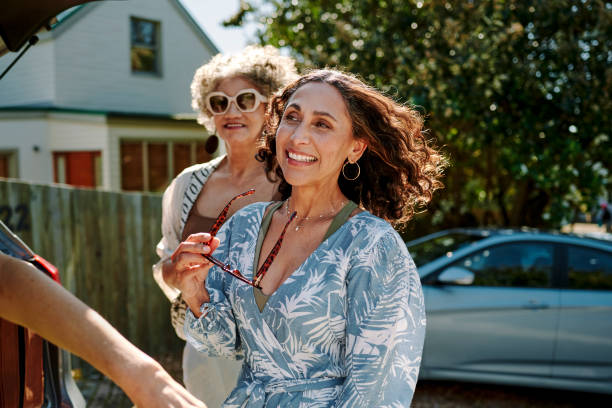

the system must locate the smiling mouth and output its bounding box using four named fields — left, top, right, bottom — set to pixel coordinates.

left=287, top=151, right=317, bottom=163
left=224, top=123, right=245, bottom=129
